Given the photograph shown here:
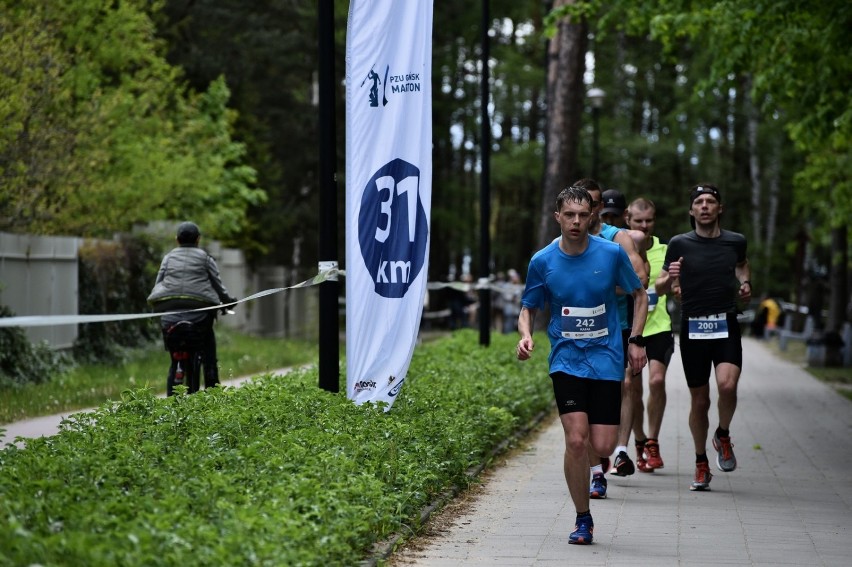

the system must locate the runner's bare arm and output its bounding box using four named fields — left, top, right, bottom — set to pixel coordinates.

left=655, top=256, right=683, bottom=298
left=735, top=258, right=752, bottom=302
left=628, top=286, right=649, bottom=375
left=517, top=306, right=537, bottom=361
left=614, top=230, right=649, bottom=288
